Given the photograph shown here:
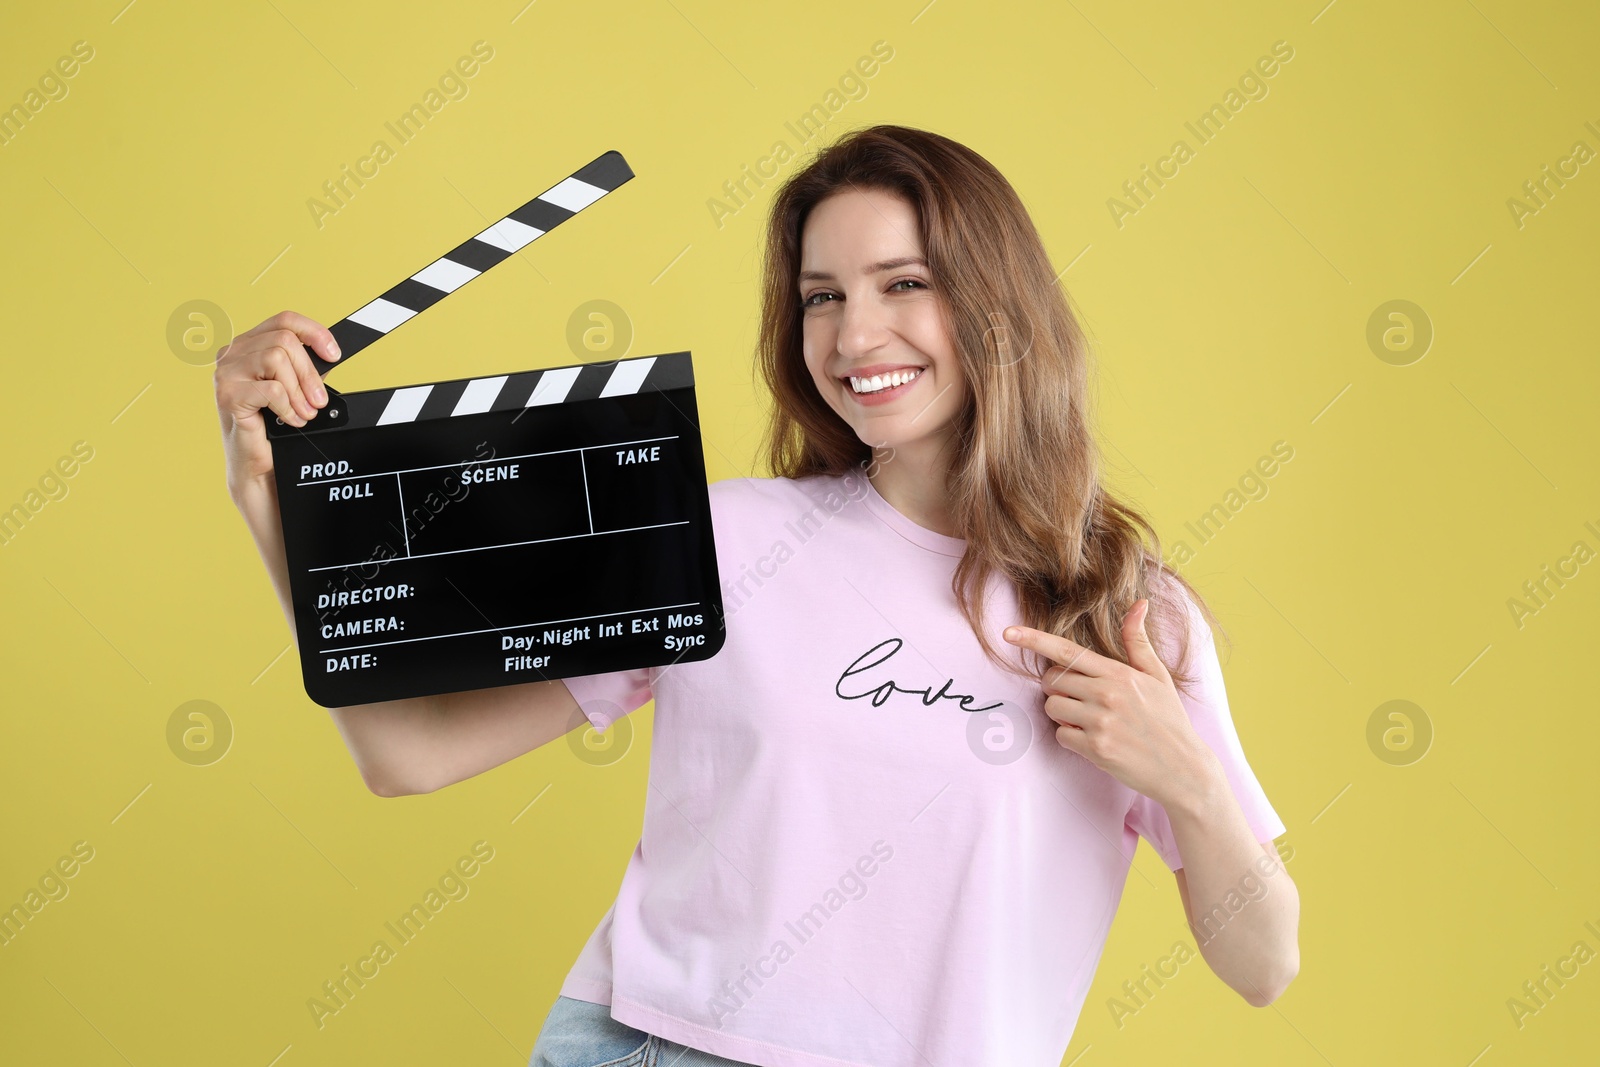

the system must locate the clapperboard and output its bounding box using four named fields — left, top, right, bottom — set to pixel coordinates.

left=265, top=151, right=726, bottom=708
